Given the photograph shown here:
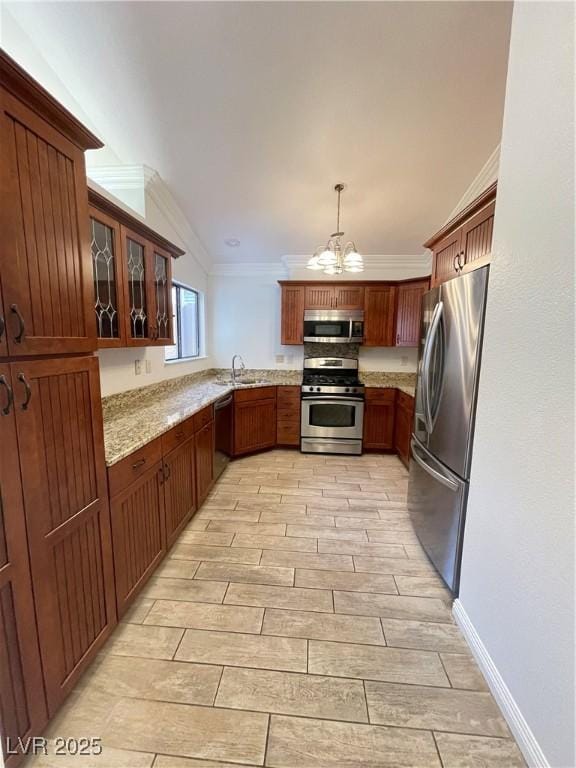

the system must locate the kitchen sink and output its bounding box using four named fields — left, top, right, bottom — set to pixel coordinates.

left=215, top=378, right=271, bottom=386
